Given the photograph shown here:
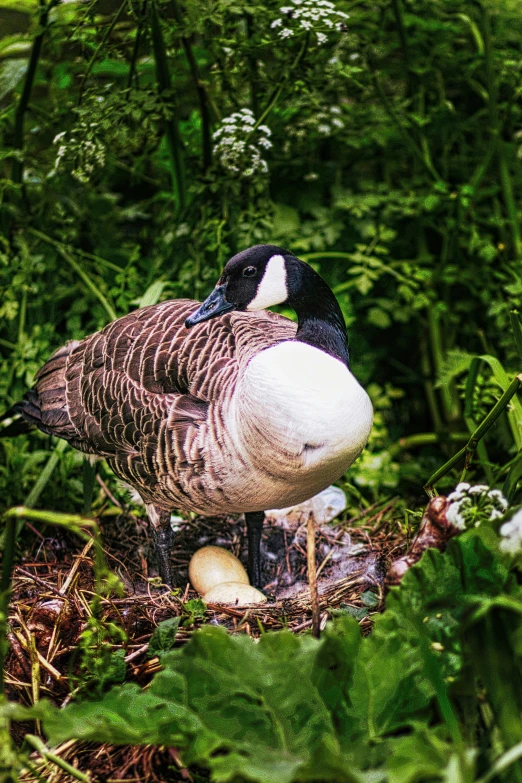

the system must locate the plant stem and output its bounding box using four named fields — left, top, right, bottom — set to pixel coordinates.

left=502, top=450, right=522, bottom=502
left=170, top=0, right=213, bottom=170
left=462, top=357, right=493, bottom=483
left=78, top=0, right=128, bottom=103
left=26, top=439, right=68, bottom=510
left=17, top=289, right=27, bottom=345
left=481, top=3, right=521, bottom=260
left=306, top=514, right=320, bottom=639
left=150, top=0, right=186, bottom=210
left=499, top=144, right=522, bottom=260
left=389, top=431, right=468, bottom=458
left=254, top=33, right=310, bottom=130
left=246, top=12, right=259, bottom=117
left=424, top=373, right=522, bottom=495
left=369, top=67, right=440, bottom=182
left=29, top=228, right=117, bottom=321
left=511, top=311, right=522, bottom=360
left=24, top=735, right=91, bottom=783
left=0, top=514, right=17, bottom=694
left=420, top=335, right=443, bottom=434
left=427, top=305, right=461, bottom=424
left=127, top=4, right=145, bottom=92
left=12, top=0, right=58, bottom=185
